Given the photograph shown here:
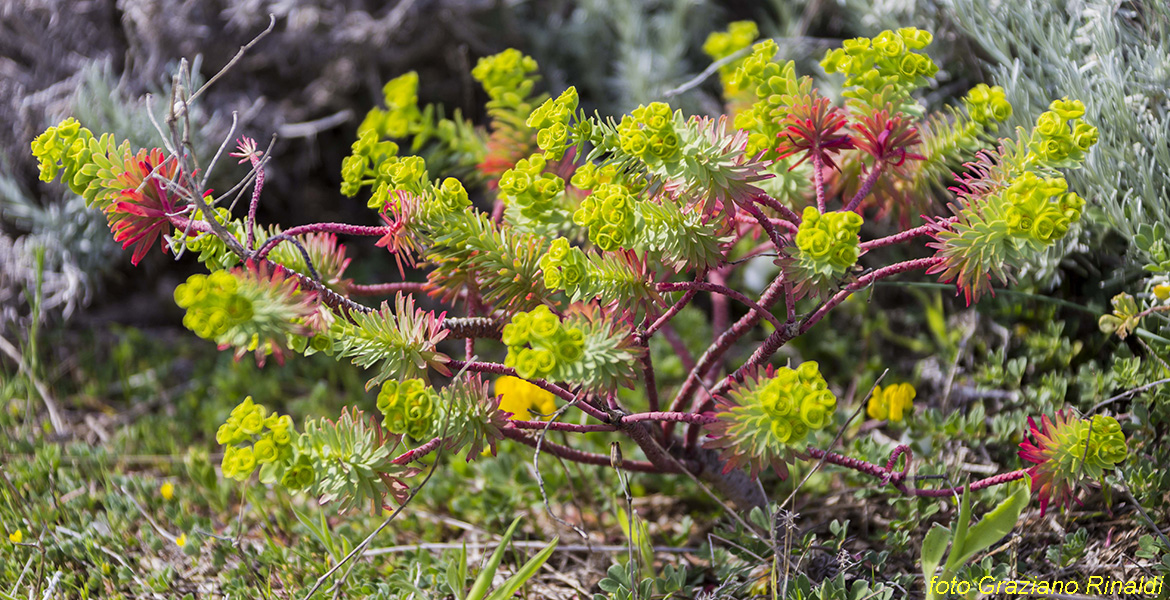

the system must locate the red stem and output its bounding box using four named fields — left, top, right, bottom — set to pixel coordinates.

left=703, top=256, right=943, bottom=403
left=245, top=155, right=265, bottom=250
left=500, top=428, right=672, bottom=473
left=621, top=411, right=716, bottom=425
left=507, top=420, right=615, bottom=433
left=665, top=274, right=790, bottom=439
left=804, top=445, right=1028, bottom=497
left=254, top=222, right=392, bottom=261
left=657, top=281, right=784, bottom=330
left=740, top=201, right=788, bottom=251
left=348, top=282, right=431, bottom=296
left=812, top=153, right=827, bottom=213
left=752, top=192, right=802, bottom=224
left=859, top=217, right=955, bottom=253
left=391, top=436, right=444, bottom=465
left=446, top=360, right=609, bottom=423
left=842, top=163, right=884, bottom=213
